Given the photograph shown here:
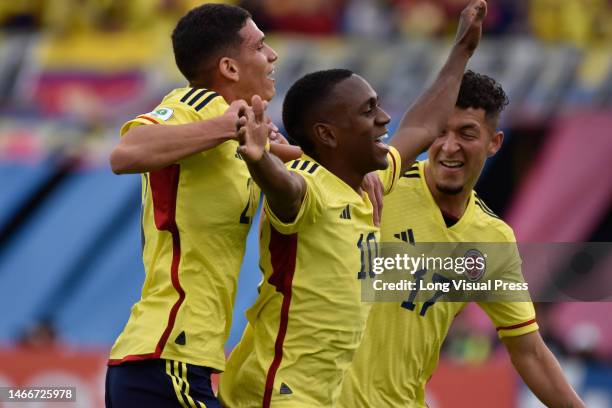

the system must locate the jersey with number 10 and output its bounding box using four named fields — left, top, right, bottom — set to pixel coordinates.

left=219, top=148, right=402, bottom=408
left=109, top=87, right=259, bottom=372
left=338, top=160, right=538, bottom=407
